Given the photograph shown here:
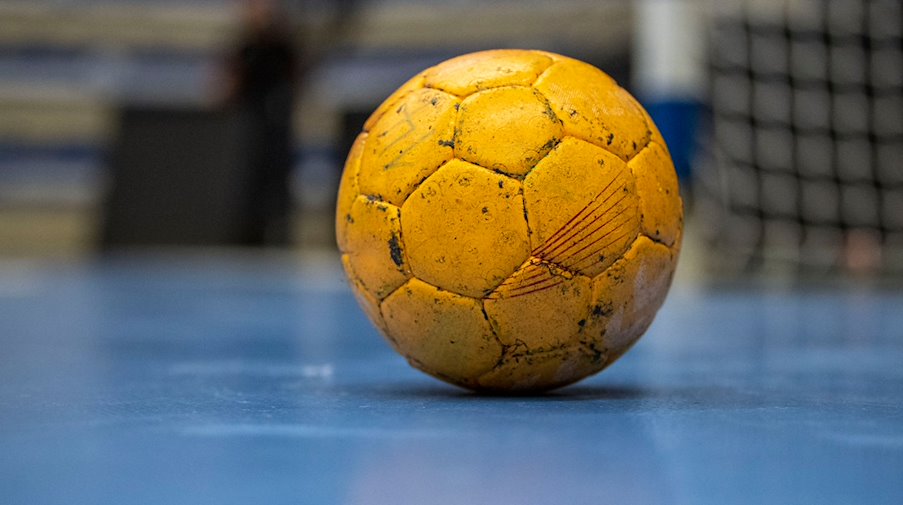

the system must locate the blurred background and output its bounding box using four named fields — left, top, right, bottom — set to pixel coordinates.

left=4, top=4, right=903, bottom=502
left=0, top=0, right=900, bottom=284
